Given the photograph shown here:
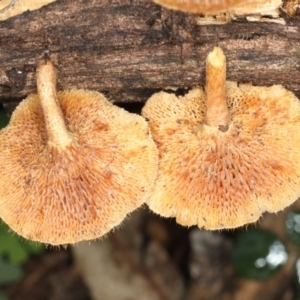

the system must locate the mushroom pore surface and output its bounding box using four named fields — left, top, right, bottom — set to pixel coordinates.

left=153, top=0, right=251, bottom=13
left=142, top=82, right=300, bottom=229
left=0, top=90, right=158, bottom=245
